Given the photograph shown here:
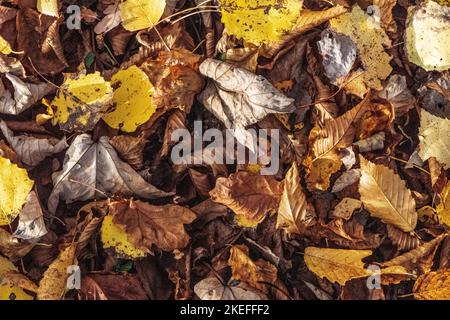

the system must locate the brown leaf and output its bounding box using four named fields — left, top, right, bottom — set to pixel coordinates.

left=194, top=277, right=267, bottom=300
left=359, top=156, right=418, bottom=233
left=386, top=224, right=421, bottom=251
left=413, top=269, right=450, bottom=300
left=277, top=163, right=316, bottom=234
left=80, top=273, right=148, bottom=300
left=228, top=244, right=278, bottom=293
left=109, top=134, right=147, bottom=171
left=110, top=199, right=196, bottom=253
left=210, top=172, right=283, bottom=227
